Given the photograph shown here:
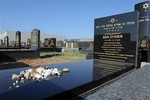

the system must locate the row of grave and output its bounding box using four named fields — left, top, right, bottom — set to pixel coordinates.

left=0, top=30, right=93, bottom=49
